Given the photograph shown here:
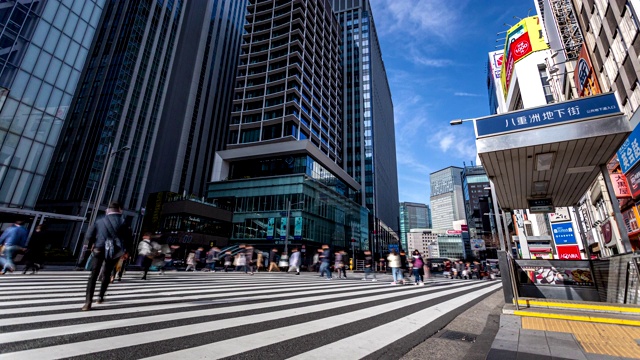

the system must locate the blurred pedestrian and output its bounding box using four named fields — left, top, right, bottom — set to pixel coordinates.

left=0, top=220, right=28, bottom=274
left=288, top=248, right=301, bottom=275
left=185, top=251, right=197, bottom=272
left=334, top=251, right=343, bottom=278
left=82, top=201, right=132, bottom=310
left=23, top=224, right=46, bottom=274
left=138, top=234, right=154, bottom=279
left=256, top=251, right=264, bottom=272
left=111, top=250, right=129, bottom=283
left=362, top=250, right=376, bottom=281
left=312, top=250, right=320, bottom=272
left=411, top=250, right=425, bottom=286
left=455, top=260, right=464, bottom=279
left=268, top=248, right=279, bottom=272
left=387, top=249, right=401, bottom=285
left=245, top=246, right=255, bottom=274
left=223, top=251, right=233, bottom=272
left=319, top=244, right=332, bottom=280
left=339, top=250, right=349, bottom=279
left=399, top=251, right=408, bottom=284
left=206, top=247, right=220, bottom=272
